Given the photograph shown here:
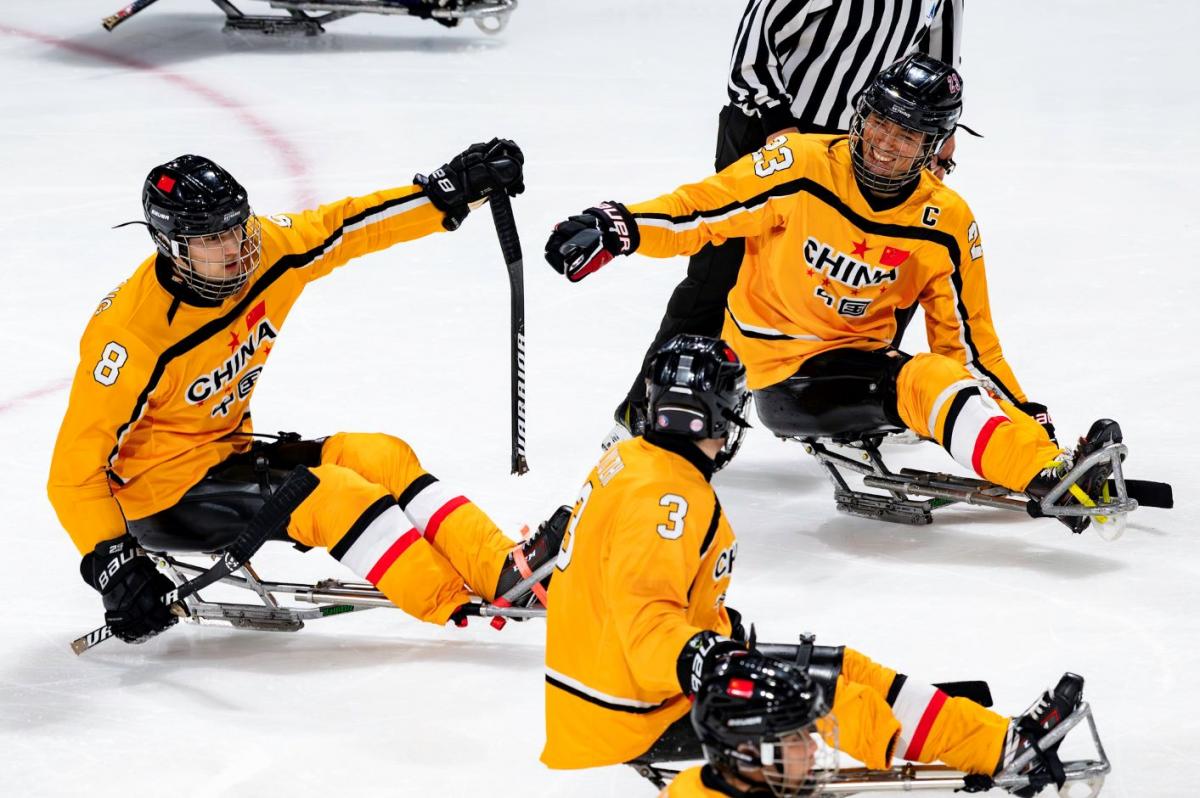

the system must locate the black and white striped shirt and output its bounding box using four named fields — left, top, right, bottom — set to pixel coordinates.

left=728, top=0, right=963, bottom=134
